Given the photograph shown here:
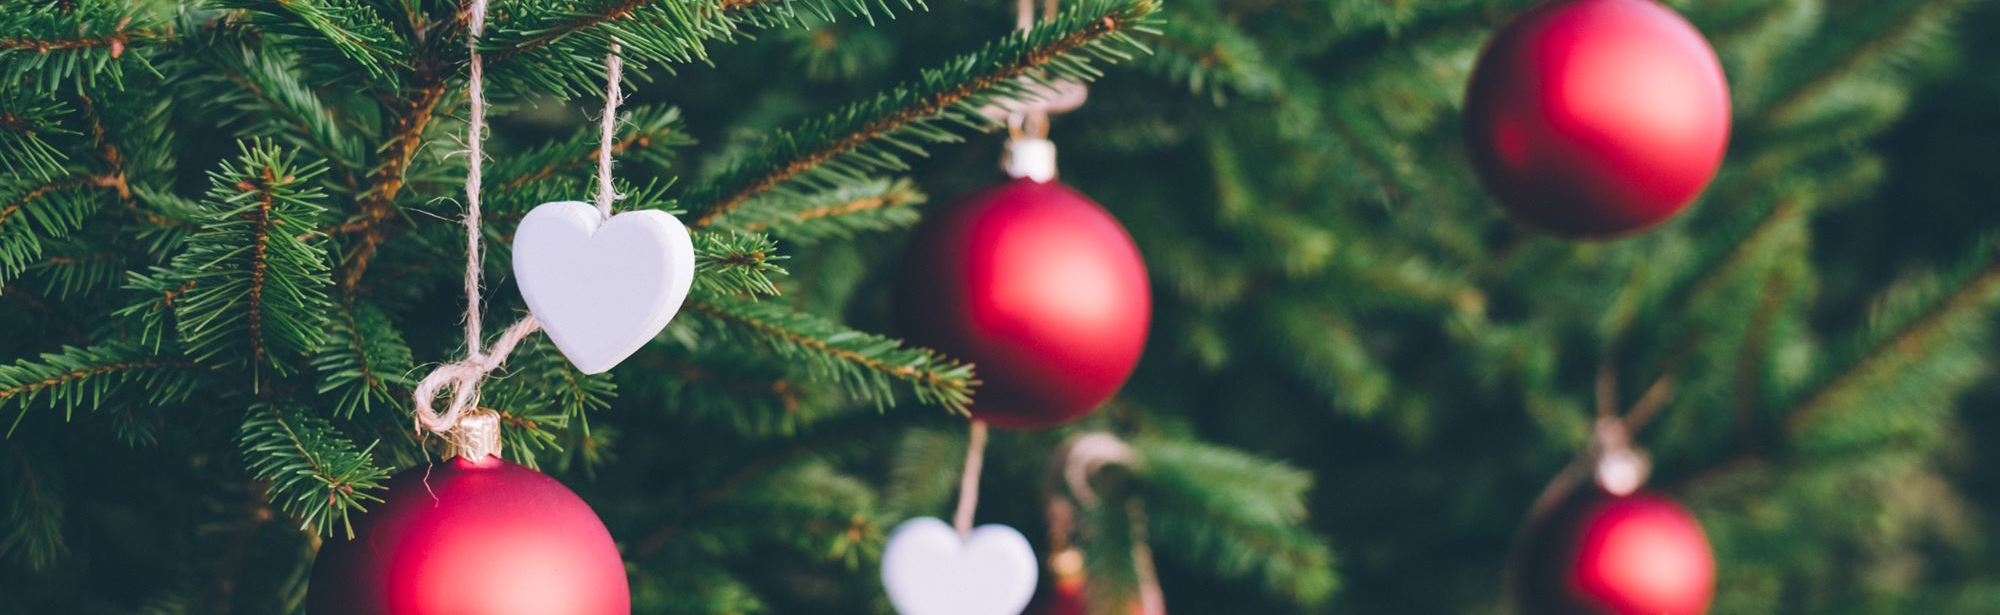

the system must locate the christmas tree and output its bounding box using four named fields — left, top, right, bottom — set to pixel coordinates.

left=3, top=0, right=1998, bottom=613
